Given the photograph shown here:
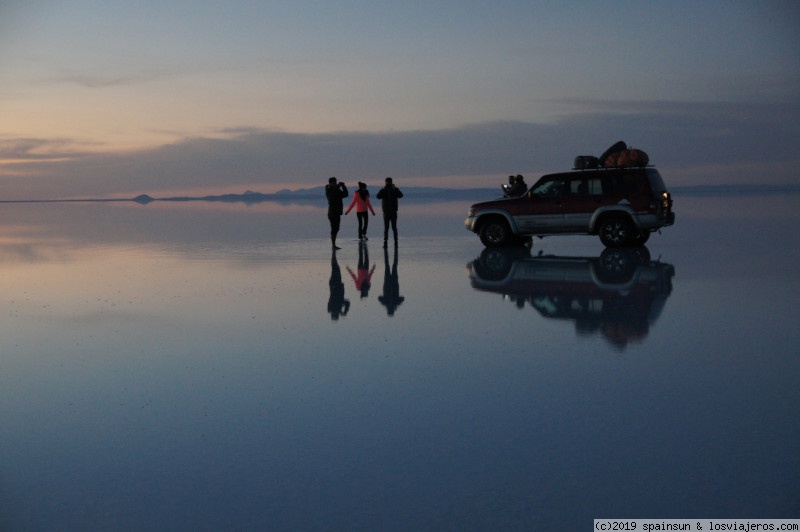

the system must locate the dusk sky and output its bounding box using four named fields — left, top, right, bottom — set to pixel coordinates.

left=1, top=1, right=798, bottom=199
